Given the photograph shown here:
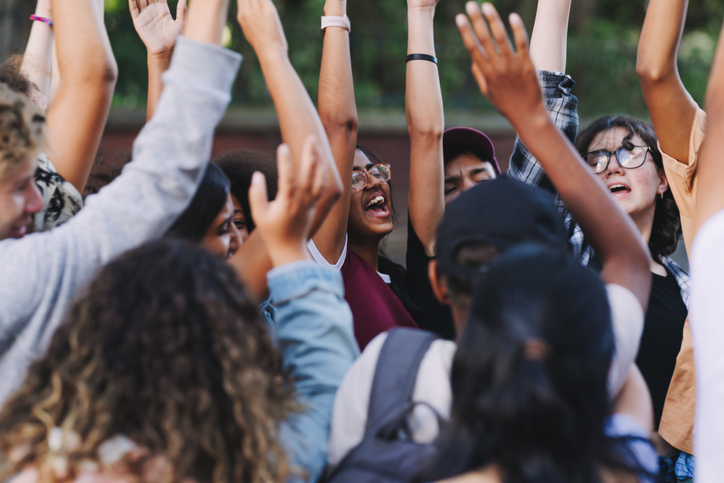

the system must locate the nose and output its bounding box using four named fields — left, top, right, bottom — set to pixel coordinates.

left=602, top=153, right=624, bottom=178
left=461, top=175, right=477, bottom=193
left=25, top=182, right=44, bottom=215
left=365, top=171, right=382, bottom=189
left=228, top=222, right=242, bottom=257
